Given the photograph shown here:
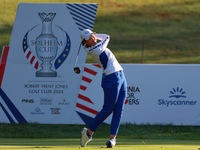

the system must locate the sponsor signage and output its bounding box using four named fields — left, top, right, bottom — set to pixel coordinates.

left=126, top=86, right=140, bottom=105
left=22, top=99, right=34, bottom=103
left=31, top=108, right=45, bottom=115
left=40, top=98, right=52, bottom=105
left=158, top=87, right=197, bottom=107
left=50, top=108, right=61, bottom=115
left=0, top=3, right=98, bottom=124
left=1, top=4, right=200, bottom=126
left=72, top=64, right=200, bottom=126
